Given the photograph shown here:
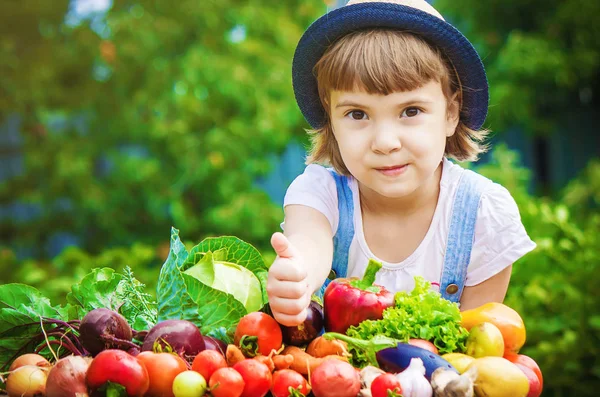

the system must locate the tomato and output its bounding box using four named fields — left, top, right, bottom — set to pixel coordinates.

left=209, top=367, right=245, bottom=397
left=234, top=312, right=282, bottom=356
left=86, top=349, right=149, bottom=396
left=271, top=369, right=310, bottom=397
left=137, top=351, right=188, bottom=397
left=191, top=349, right=227, bottom=382
left=370, top=373, right=403, bottom=397
left=408, top=339, right=439, bottom=354
left=233, top=359, right=272, bottom=397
